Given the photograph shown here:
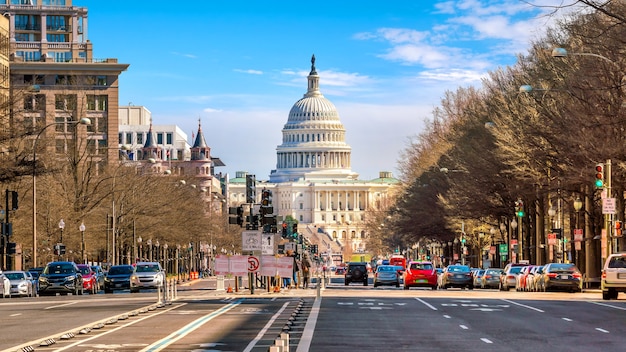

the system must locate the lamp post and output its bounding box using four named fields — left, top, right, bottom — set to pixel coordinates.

left=58, top=219, right=65, bottom=260
left=147, top=239, right=152, bottom=261
left=574, top=197, right=583, bottom=267
left=548, top=205, right=557, bottom=263
left=511, top=219, right=518, bottom=263
left=155, top=240, right=160, bottom=264
left=79, top=222, right=86, bottom=264
left=163, top=243, right=169, bottom=274
left=32, top=117, right=90, bottom=268
left=137, top=236, right=142, bottom=262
